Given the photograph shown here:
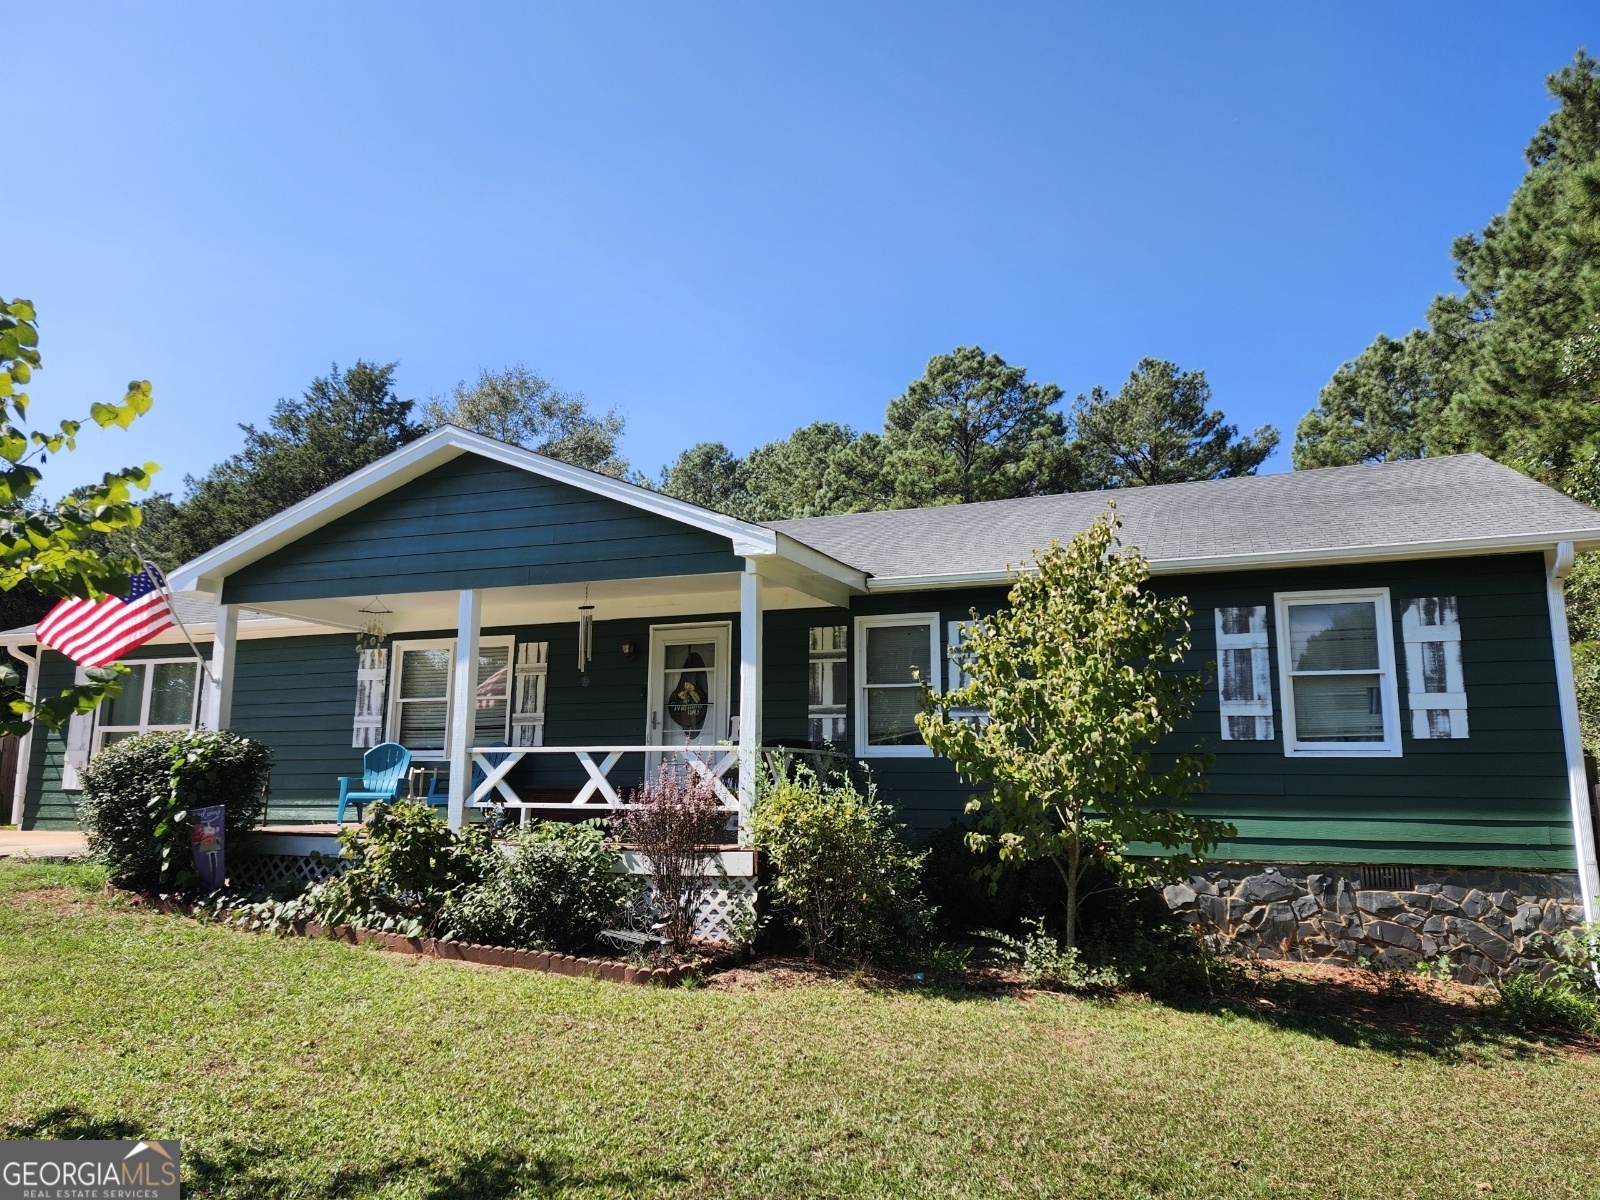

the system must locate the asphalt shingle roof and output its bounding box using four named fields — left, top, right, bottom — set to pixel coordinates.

left=768, top=454, right=1600, bottom=580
